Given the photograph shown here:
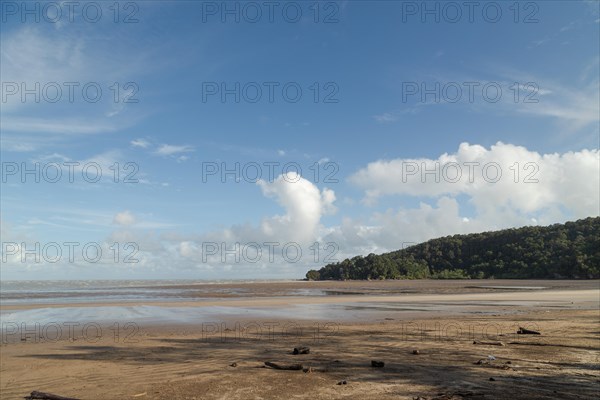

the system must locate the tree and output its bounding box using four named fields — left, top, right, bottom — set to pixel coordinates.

left=305, top=270, right=320, bottom=281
